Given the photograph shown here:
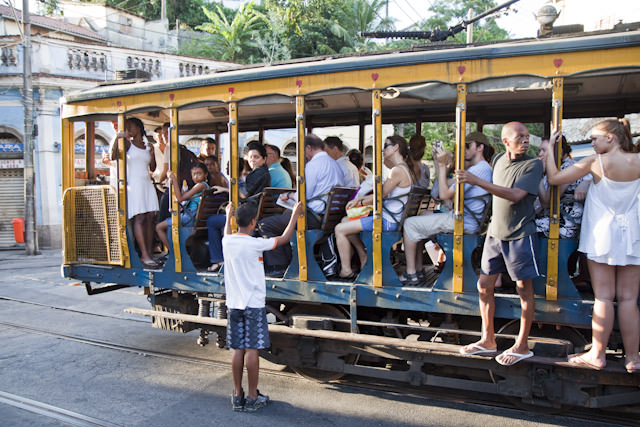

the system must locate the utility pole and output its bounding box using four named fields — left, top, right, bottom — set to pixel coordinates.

left=466, top=9, right=474, bottom=43
left=22, top=0, right=38, bottom=255
left=161, top=0, right=166, bottom=21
